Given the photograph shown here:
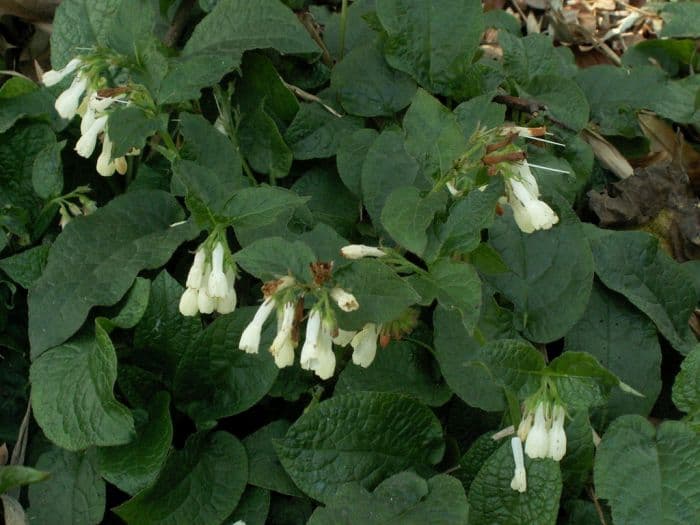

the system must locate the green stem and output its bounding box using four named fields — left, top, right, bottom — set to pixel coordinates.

left=159, top=130, right=178, bottom=155
left=403, top=337, right=435, bottom=354
left=339, top=0, right=349, bottom=59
